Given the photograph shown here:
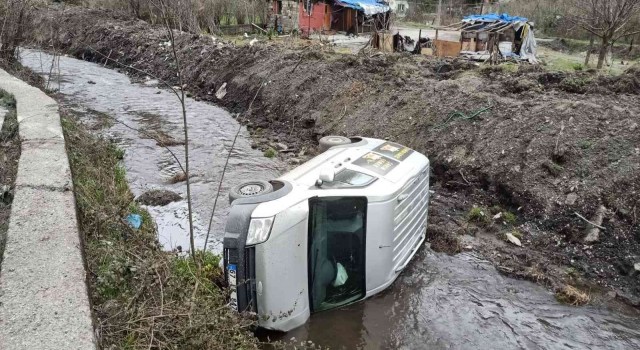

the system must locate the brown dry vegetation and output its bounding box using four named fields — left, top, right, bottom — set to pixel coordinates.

left=61, top=110, right=259, bottom=349
left=0, top=92, right=20, bottom=269
left=556, top=285, right=592, bottom=306
left=84, top=0, right=269, bottom=33
left=29, top=6, right=640, bottom=308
